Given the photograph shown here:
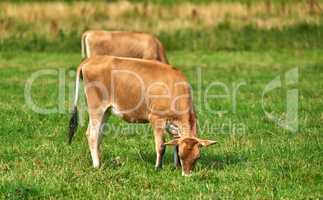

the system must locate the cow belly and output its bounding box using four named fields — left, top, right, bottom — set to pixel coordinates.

left=111, top=106, right=148, bottom=123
